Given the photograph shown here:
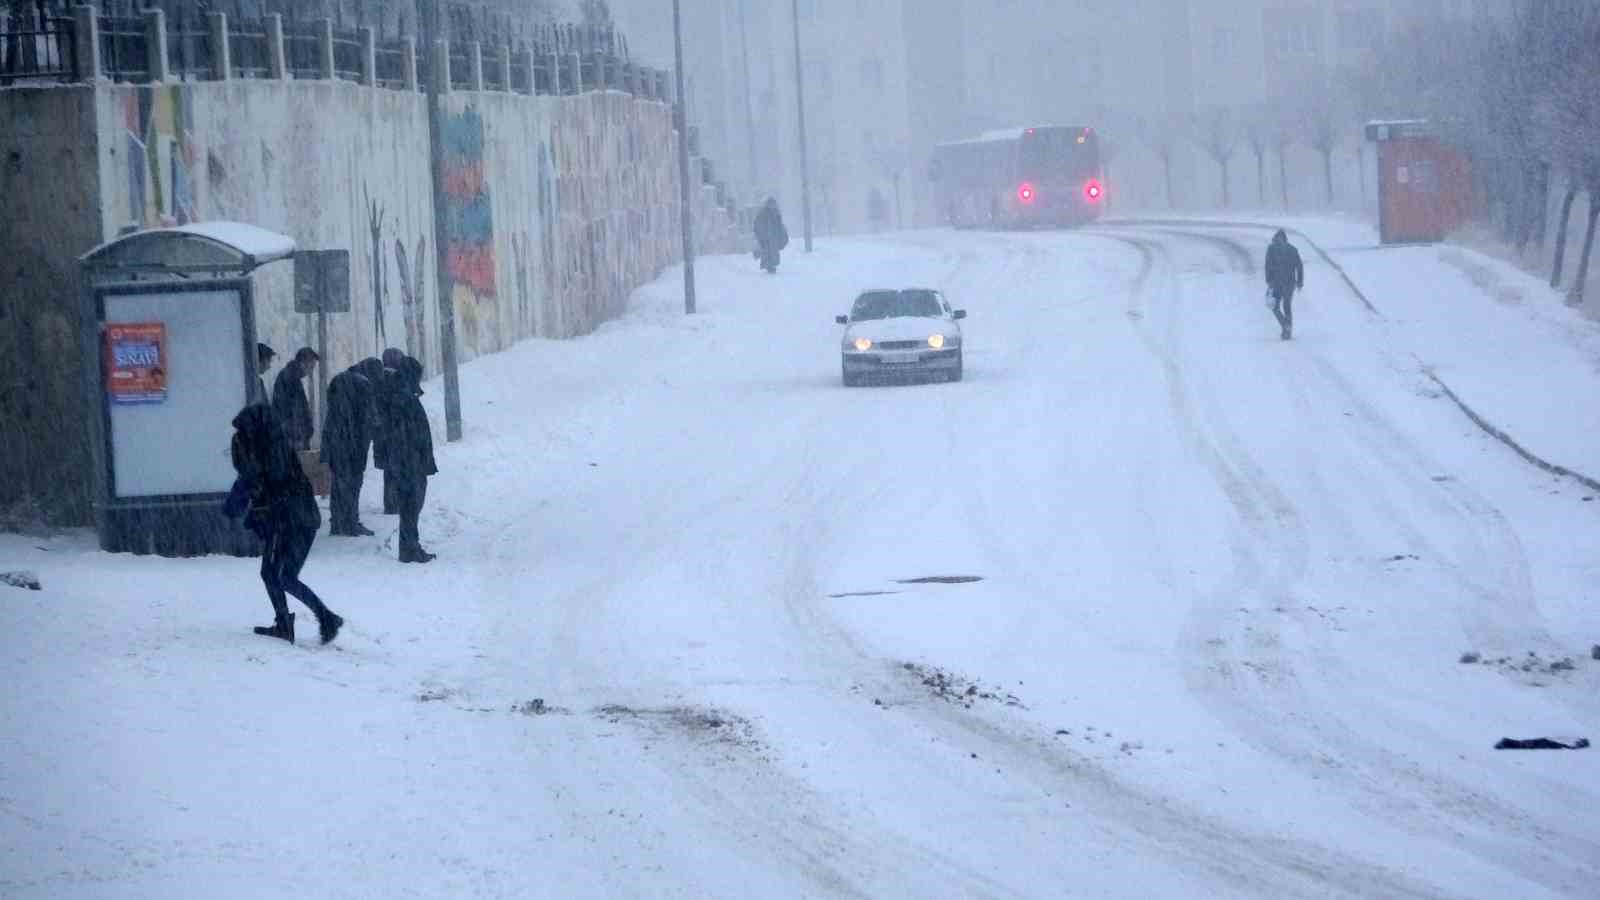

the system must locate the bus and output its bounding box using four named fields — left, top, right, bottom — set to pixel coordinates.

left=930, top=125, right=1104, bottom=229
